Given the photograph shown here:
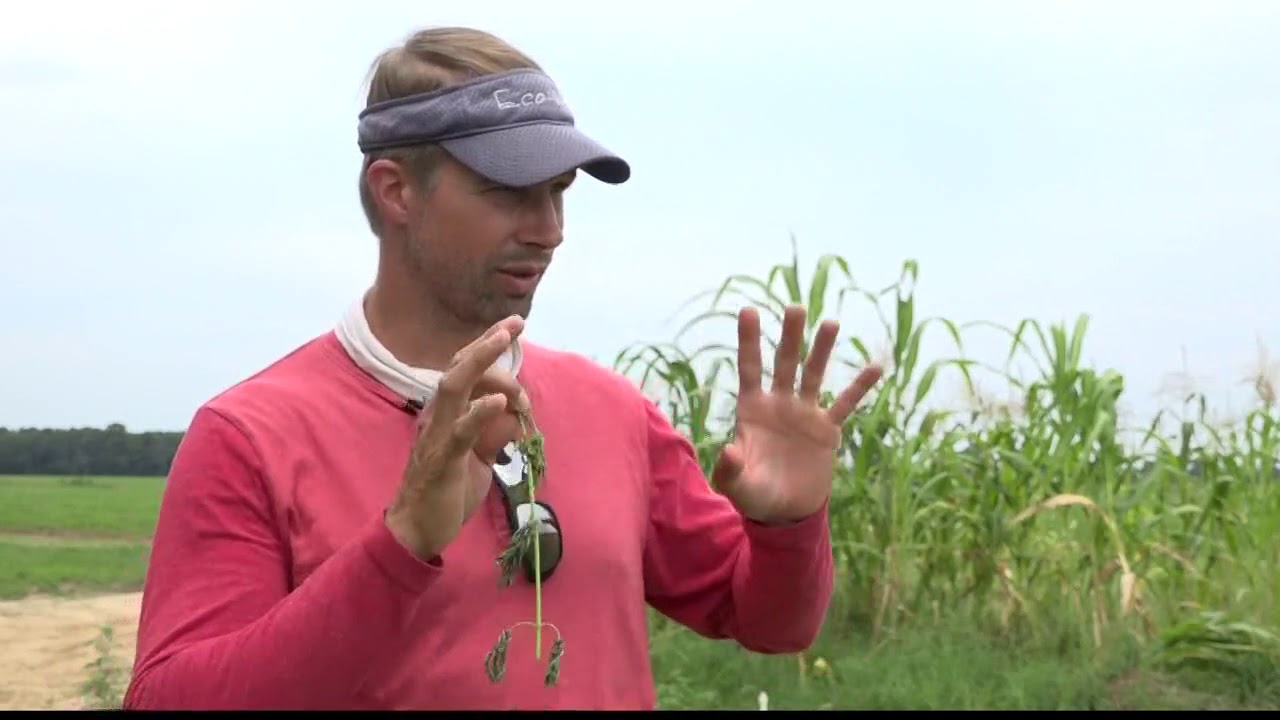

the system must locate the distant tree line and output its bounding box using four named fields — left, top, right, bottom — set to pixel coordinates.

left=3, top=423, right=1275, bottom=480
left=0, top=424, right=183, bottom=477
